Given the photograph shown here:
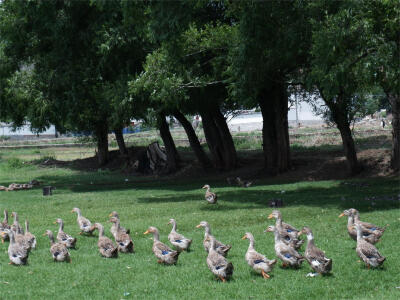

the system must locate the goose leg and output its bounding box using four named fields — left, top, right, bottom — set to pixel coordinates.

left=219, top=276, right=226, bottom=282
left=261, top=270, right=270, bottom=279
